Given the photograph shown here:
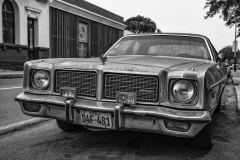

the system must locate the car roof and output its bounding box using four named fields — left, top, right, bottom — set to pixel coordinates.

left=124, top=32, right=209, bottom=39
